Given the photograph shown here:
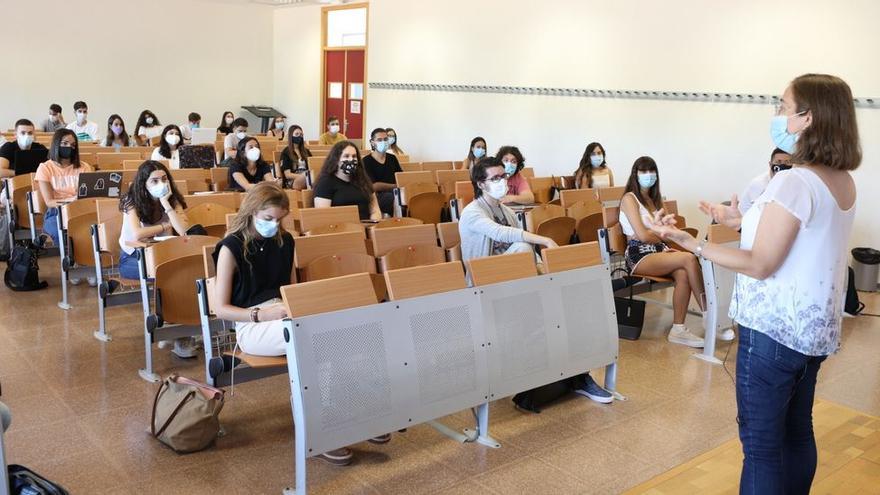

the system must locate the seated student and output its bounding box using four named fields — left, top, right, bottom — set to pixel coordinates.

left=134, top=110, right=163, bottom=146
left=362, top=127, right=402, bottom=216
left=496, top=145, right=534, bottom=204
left=0, top=119, right=48, bottom=178
left=217, top=111, right=235, bottom=135
left=40, top=103, right=66, bottom=133
left=279, top=125, right=311, bottom=190
left=313, top=141, right=381, bottom=221
left=619, top=156, right=707, bottom=348
left=574, top=142, right=614, bottom=189
left=462, top=137, right=487, bottom=170
left=223, top=118, right=249, bottom=161
left=150, top=125, right=183, bottom=169
left=458, top=155, right=557, bottom=267
left=267, top=115, right=287, bottom=140
left=101, top=114, right=133, bottom=150
left=35, top=130, right=94, bottom=273
left=228, top=137, right=275, bottom=192
left=738, top=148, right=792, bottom=214
left=385, top=127, right=405, bottom=156
left=181, top=112, right=201, bottom=143
left=117, top=160, right=195, bottom=357
left=317, top=115, right=347, bottom=145
left=66, top=101, right=100, bottom=142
